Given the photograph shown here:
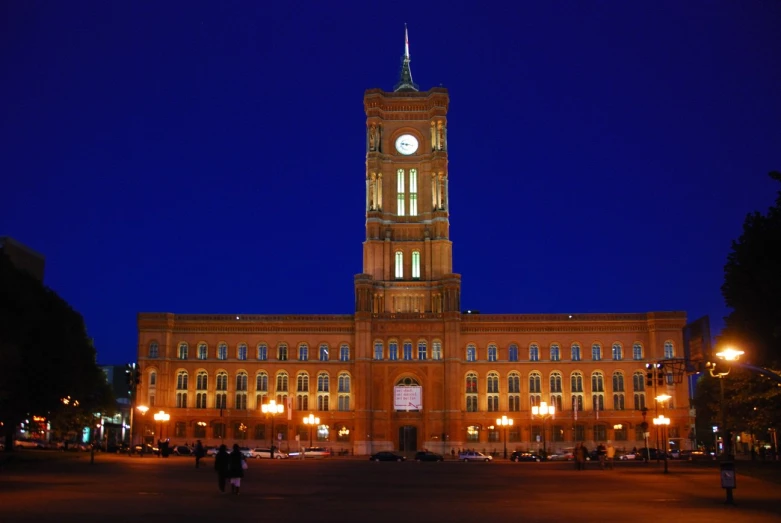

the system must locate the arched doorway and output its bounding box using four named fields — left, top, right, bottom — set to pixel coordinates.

left=399, top=425, right=417, bottom=452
